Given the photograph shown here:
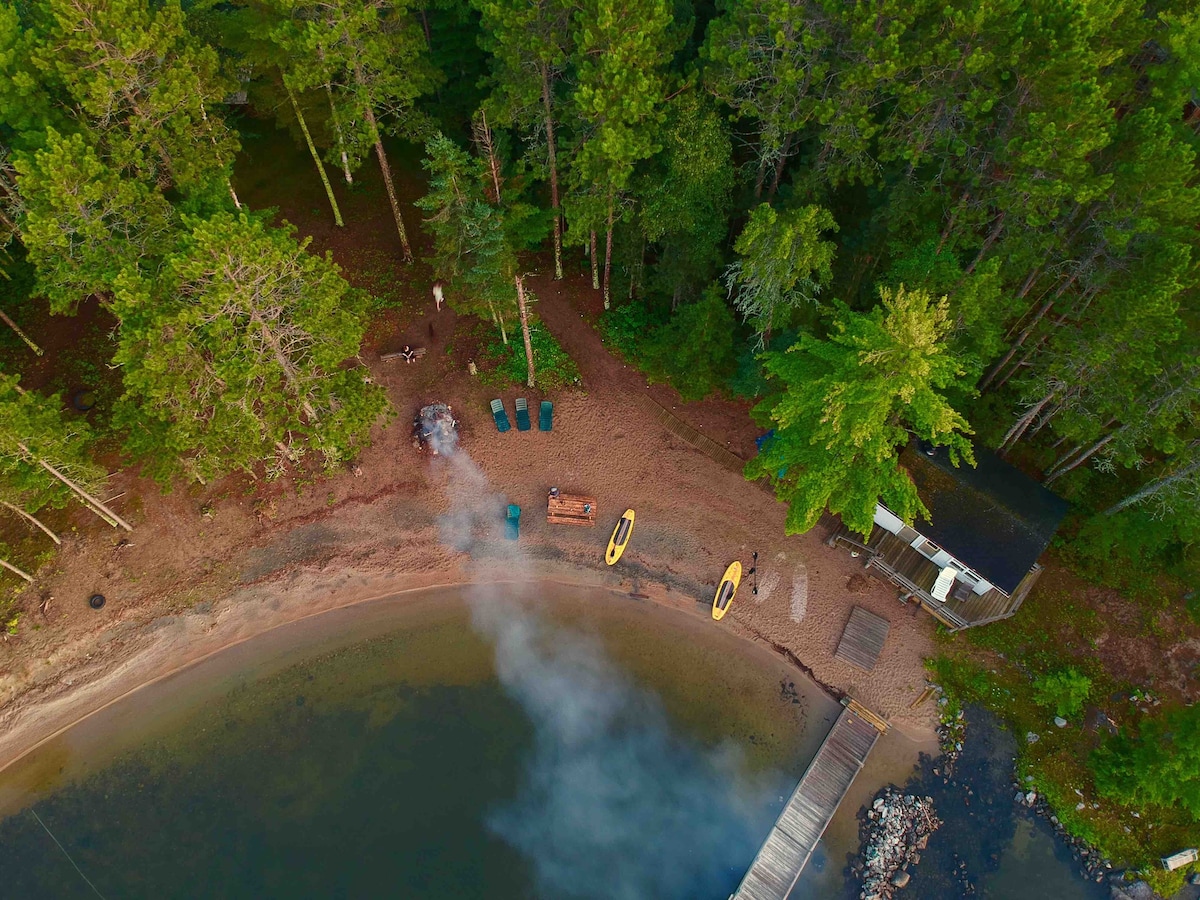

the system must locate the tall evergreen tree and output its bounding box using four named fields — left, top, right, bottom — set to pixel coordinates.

left=747, top=286, right=974, bottom=535
left=473, top=0, right=571, bottom=279
left=278, top=0, right=440, bottom=261
left=21, top=0, right=241, bottom=205
left=567, top=0, right=674, bottom=307
left=112, top=214, right=388, bottom=483
left=16, top=129, right=175, bottom=313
